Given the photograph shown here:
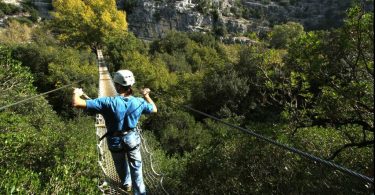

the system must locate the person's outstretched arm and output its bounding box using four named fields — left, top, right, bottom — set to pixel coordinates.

left=72, top=88, right=87, bottom=109
left=142, top=88, right=157, bottom=113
